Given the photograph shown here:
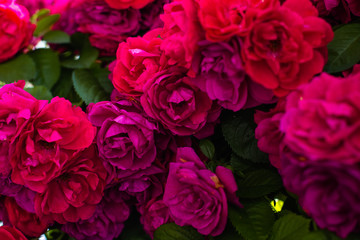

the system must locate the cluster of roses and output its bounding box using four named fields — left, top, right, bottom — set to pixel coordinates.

left=3, top=0, right=360, bottom=239
left=255, top=66, right=360, bottom=238
left=41, top=0, right=169, bottom=55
